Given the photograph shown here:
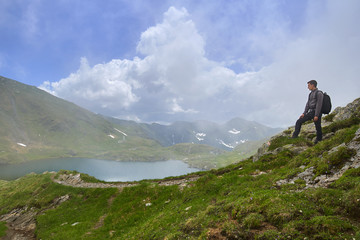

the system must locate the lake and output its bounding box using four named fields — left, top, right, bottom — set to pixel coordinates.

left=0, top=158, right=200, bottom=182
